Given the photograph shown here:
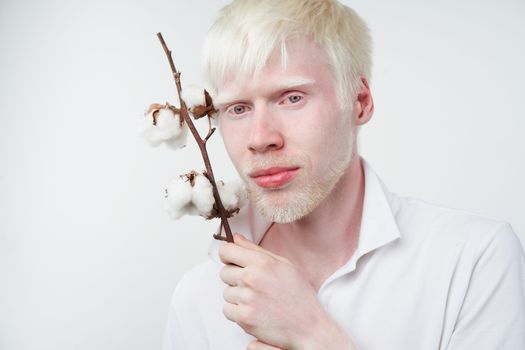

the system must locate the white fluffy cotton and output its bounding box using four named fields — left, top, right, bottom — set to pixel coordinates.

left=181, top=85, right=206, bottom=110
left=218, top=179, right=248, bottom=211
left=191, top=174, right=215, bottom=216
left=165, top=176, right=193, bottom=219
left=165, top=172, right=247, bottom=220
left=165, top=172, right=215, bottom=219
left=139, top=105, right=188, bottom=148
